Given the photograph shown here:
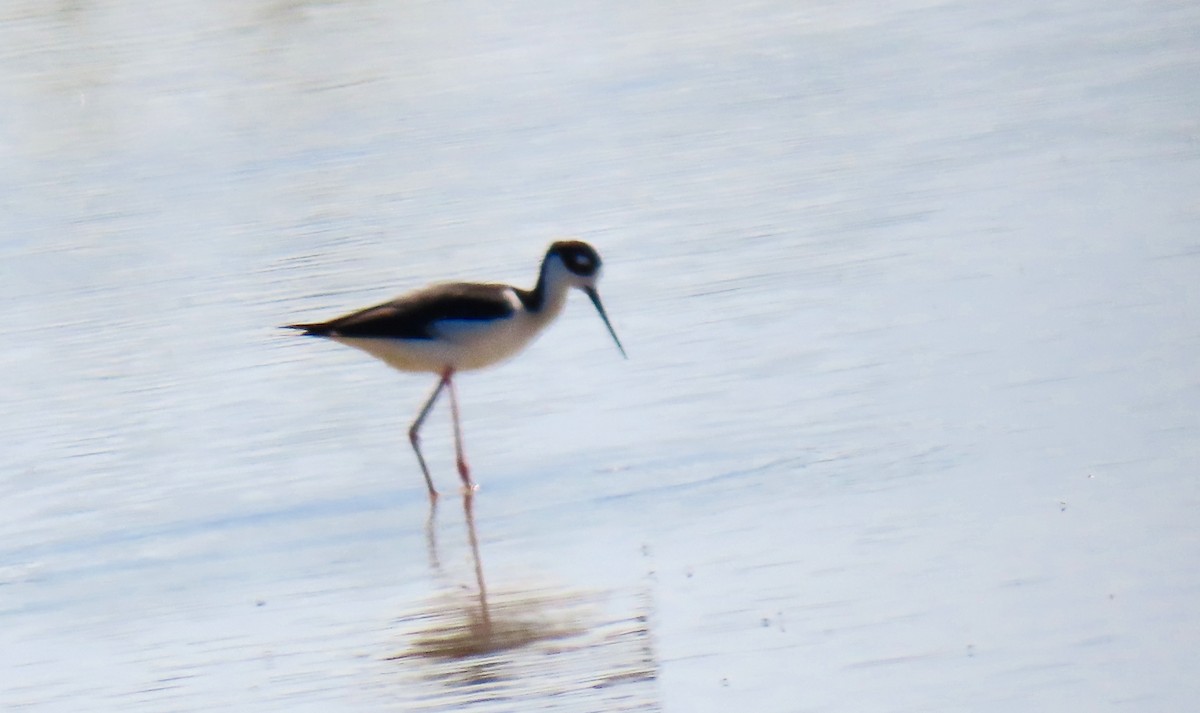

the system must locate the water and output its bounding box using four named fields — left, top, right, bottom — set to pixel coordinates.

left=3, top=0, right=1199, bottom=710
